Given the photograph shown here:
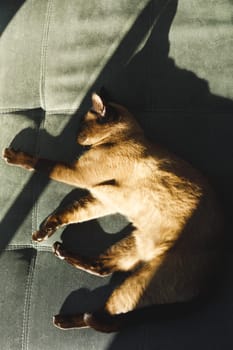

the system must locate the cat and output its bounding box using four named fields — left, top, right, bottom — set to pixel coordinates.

left=3, top=93, right=224, bottom=332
